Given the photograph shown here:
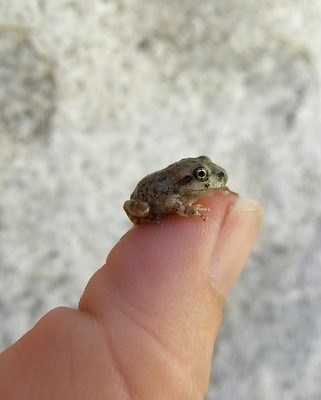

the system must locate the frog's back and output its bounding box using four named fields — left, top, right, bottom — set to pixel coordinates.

left=130, top=169, right=176, bottom=210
